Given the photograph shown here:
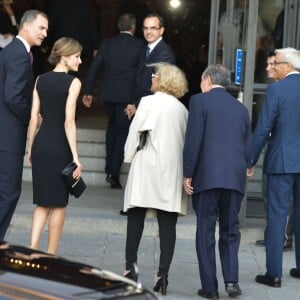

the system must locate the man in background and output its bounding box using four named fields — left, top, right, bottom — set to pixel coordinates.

left=0, top=10, right=48, bottom=241
left=82, top=13, right=144, bottom=190
left=126, top=13, right=176, bottom=119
